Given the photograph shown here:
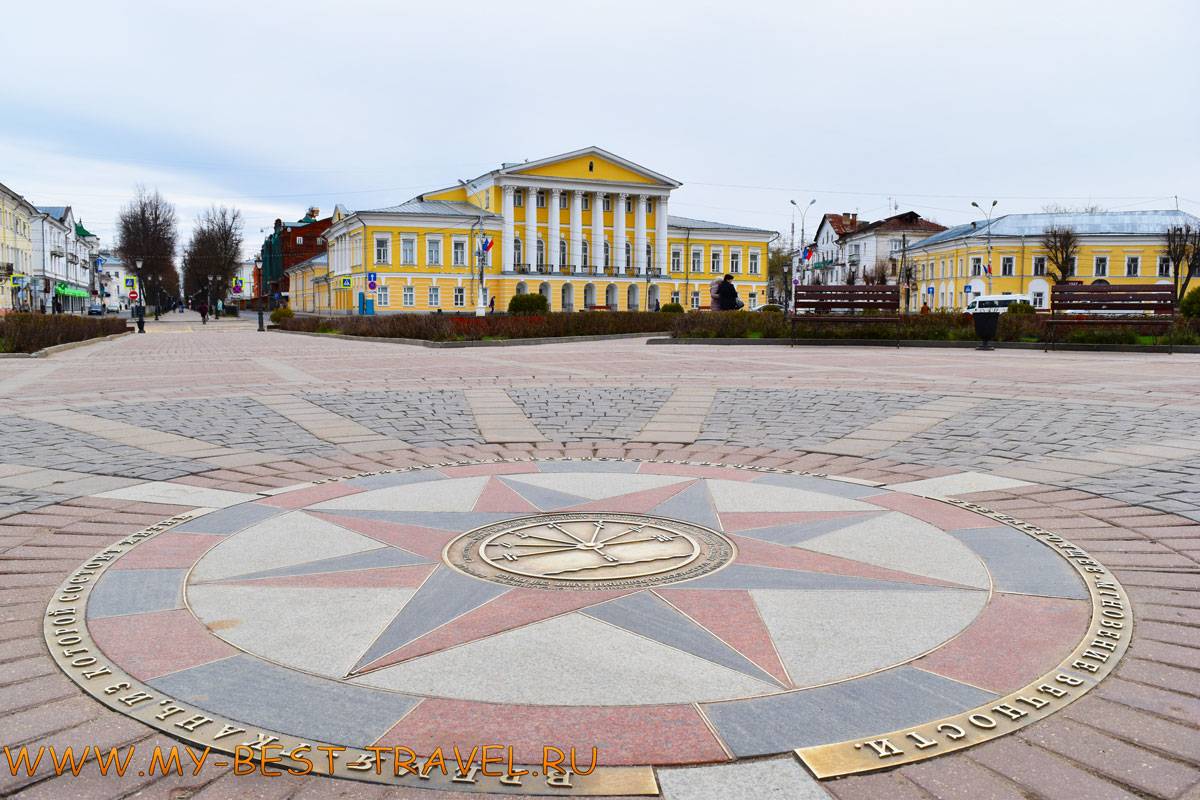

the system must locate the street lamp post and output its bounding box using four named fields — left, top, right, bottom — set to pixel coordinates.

left=788, top=199, right=815, bottom=309
left=255, top=256, right=265, bottom=331
left=971, top=200, right=998, bottom=295
left=134, top=259, right=145, bottom=333
left=152, top=275, right=160, bottom=321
